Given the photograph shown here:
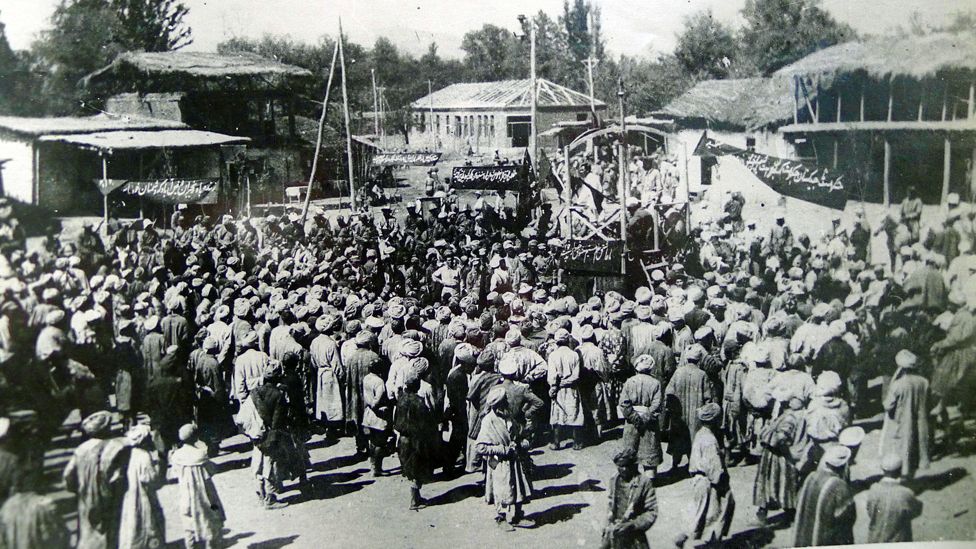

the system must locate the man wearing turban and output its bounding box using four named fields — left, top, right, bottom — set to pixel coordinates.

left=476, top=386, right=534, bottom=530
left=603, top=447, right=659, bottom=549
left=678, top=403, right=734, bottom=547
